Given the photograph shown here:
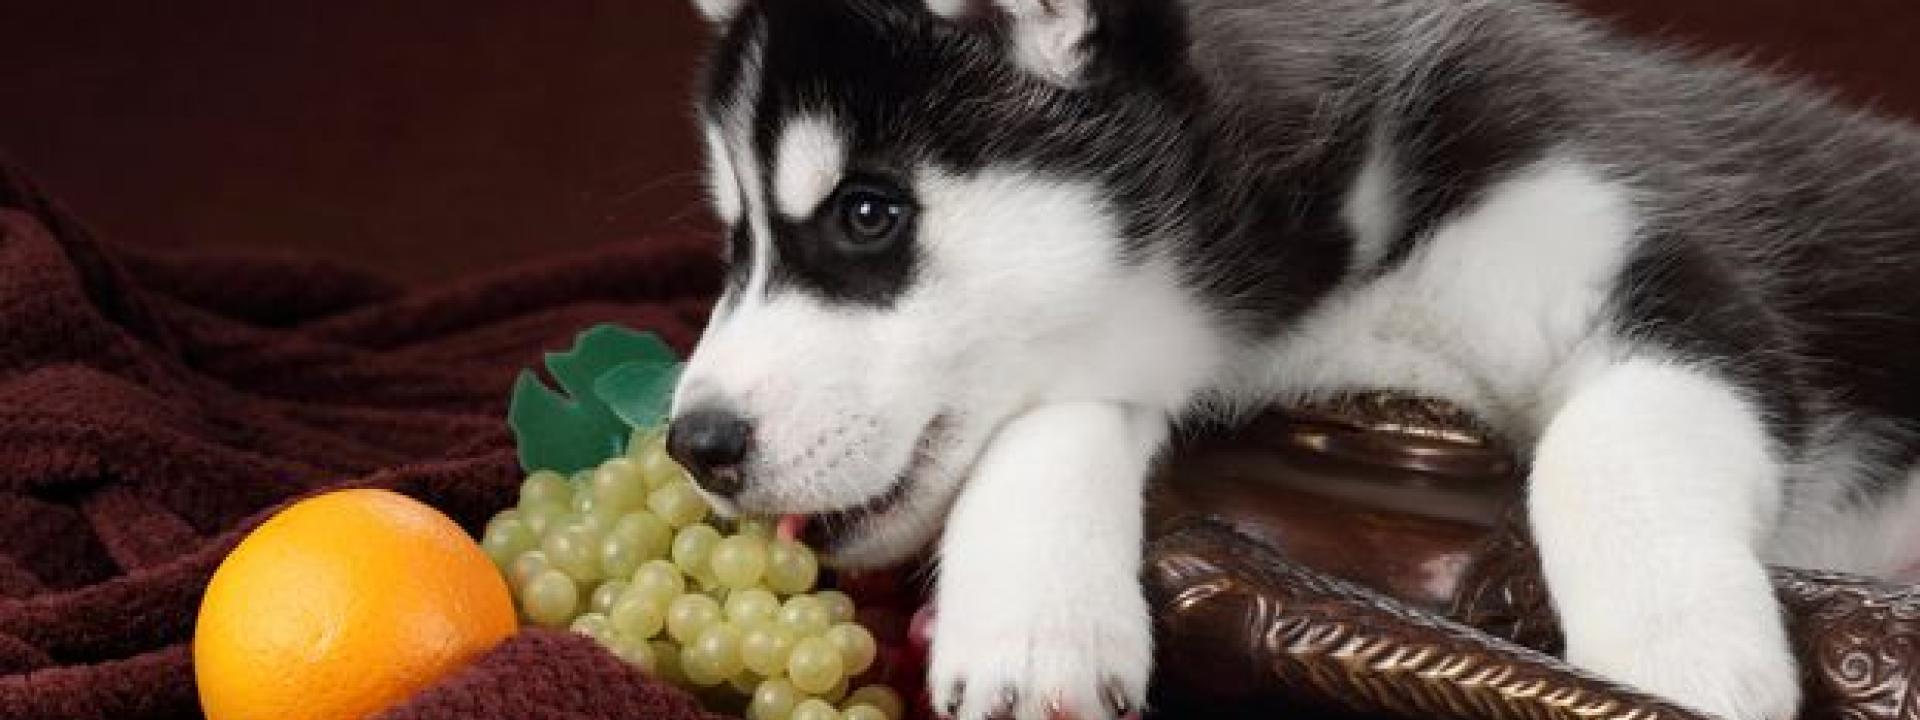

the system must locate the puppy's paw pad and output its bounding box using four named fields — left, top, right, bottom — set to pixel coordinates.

left=928, top=608, right=1150, bottom=720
